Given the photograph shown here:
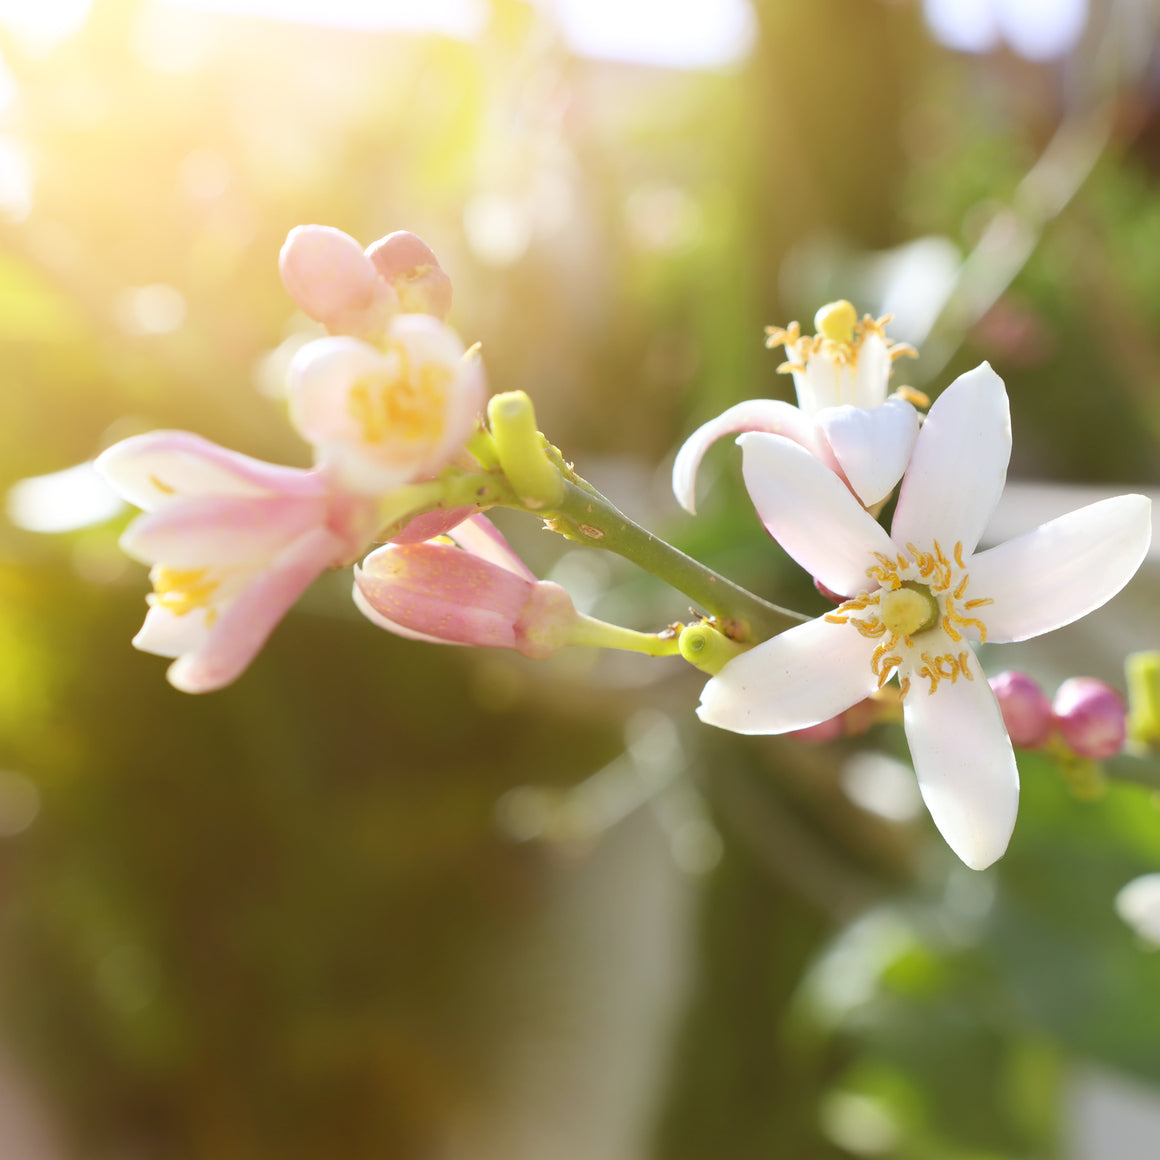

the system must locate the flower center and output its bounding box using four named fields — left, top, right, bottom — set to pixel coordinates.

left=347, top=346, right=450, bottom=448
left=147, top=565, right=220, bottom=622
left=824, top=540, right=994, bottom=697
left=879, top=582, right=939, bottom=637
